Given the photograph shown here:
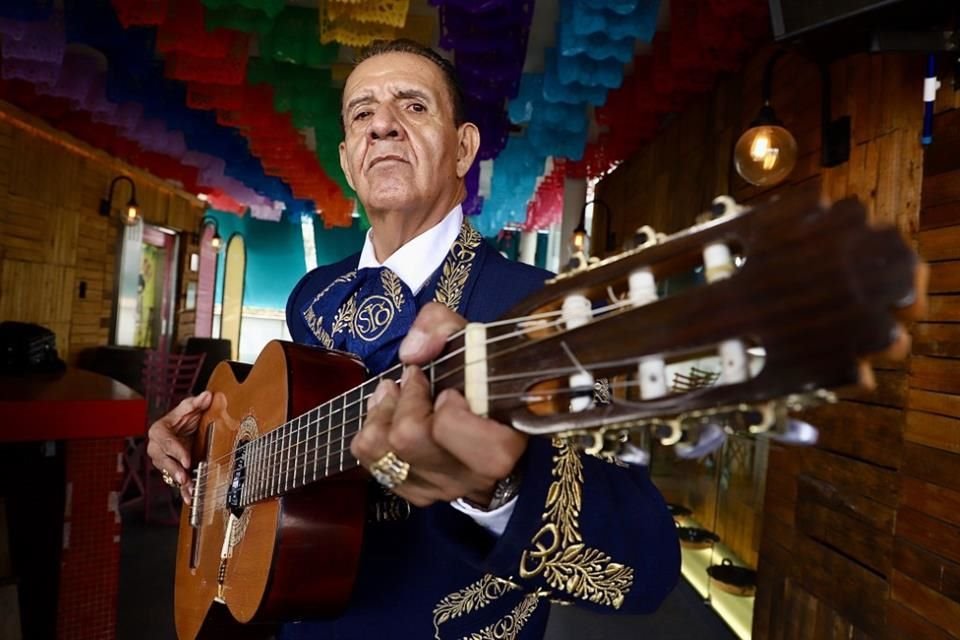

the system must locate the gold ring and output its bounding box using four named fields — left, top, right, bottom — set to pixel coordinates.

left=369, top=452, right=410, bottom=490
left=161, top=469, right=180, bottom=489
